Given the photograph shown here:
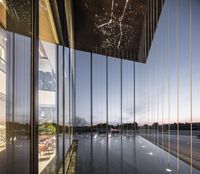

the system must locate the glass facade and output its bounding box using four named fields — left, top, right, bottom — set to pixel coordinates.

left=0, top=0, right=32, bottom=173
left=38, top=0, right=74, bottom=173
left=0, top=0, right=75, bottom=174
left=135, top=0, right=200, bottom=172
left=0, top=0, right=200, bottom=174
left=75, top=54, right=136, bottom=135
